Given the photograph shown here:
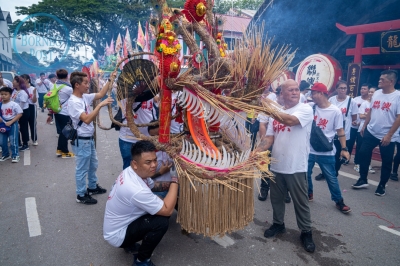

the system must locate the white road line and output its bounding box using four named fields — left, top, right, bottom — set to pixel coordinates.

left=314, top=165, right=379, bottom=187
left=212, top=235, right=235, bottom=248
left=25, top=197, right=42, bottom=237
left=24, top=150, right=31, bottom=166
left=379, top=225, right=400, bottom=236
